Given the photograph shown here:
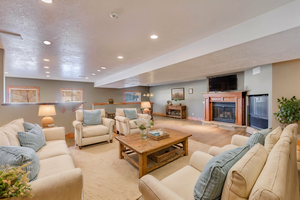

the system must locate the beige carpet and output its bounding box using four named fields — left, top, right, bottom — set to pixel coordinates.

left=69, top=138, right=211, bottom=200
